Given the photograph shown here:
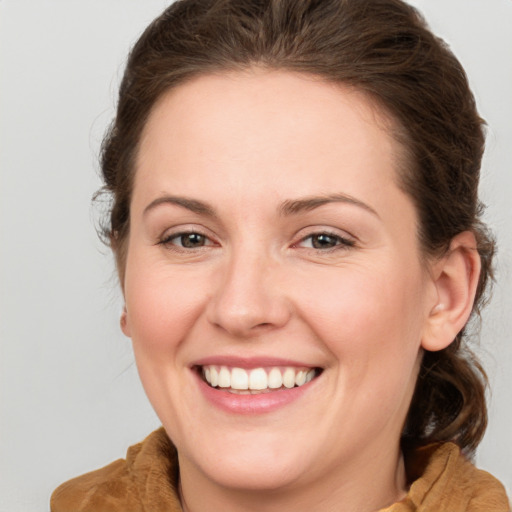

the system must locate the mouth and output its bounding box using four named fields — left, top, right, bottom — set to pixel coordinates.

left=197, top=365, right=322, bottom=394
